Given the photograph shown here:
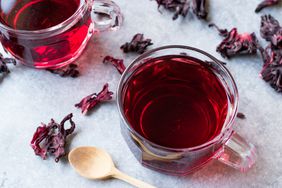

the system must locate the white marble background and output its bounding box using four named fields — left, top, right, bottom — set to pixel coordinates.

left=0, top=0, right=281, bottom=187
